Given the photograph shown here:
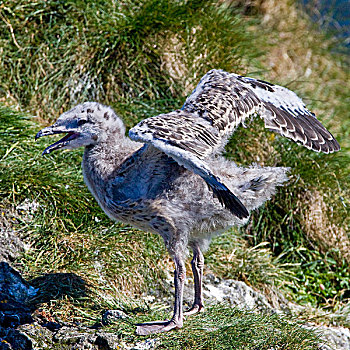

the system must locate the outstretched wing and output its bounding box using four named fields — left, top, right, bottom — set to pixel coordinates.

left=183, top=69, right=340, bottom=154
left=129, top=69, right=340, bottom=217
